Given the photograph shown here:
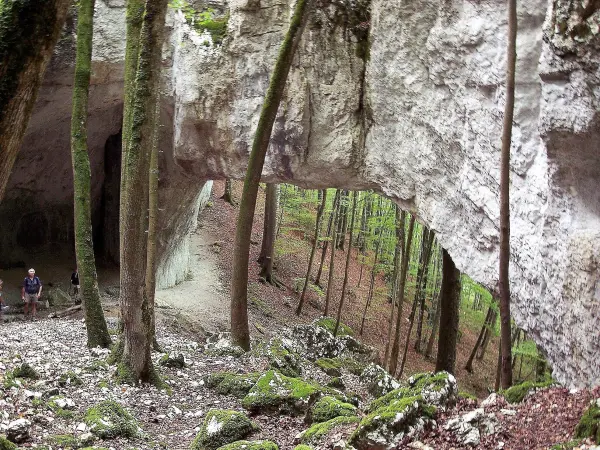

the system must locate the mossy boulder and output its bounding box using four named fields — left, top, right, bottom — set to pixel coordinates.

left=574, top=400, right=600, bottom=444
left=159, top=353, right=186, bottom=369
left=359, top=363, right=400, bottom=397
left=315, top=358, right=342, bottom=377
left=216, top=440, right=278, bottom=450
left=289, top=324, right=345, bottom=361
left=338, top=357, right=367, bottom=376
left=205, top=333, right=246, bottom=358
left=0, top=436, right=17, bottom=450
left=84, top=400, right=140, bottom=439
left=503, top=379, right=553, bottom=404
left=266, top=338, right=302, bottom=378
left=191, top=410, right=257, bottom=450
left=206, top=372, right=261, bottom=398
left=241, top=370, right=321, bottom=415
left=309, top=396, right=357, bottom=424
left=298, top=416, right=360, bottom=446
left=407, top=371, right=458, bottom=407
left=327, top=377, right=345, bottom=390
left=315, top=317, right=353, bottom=337
left=13, top=363, right=39, bottom=380
left=350, top=396, right=436, bottom=449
